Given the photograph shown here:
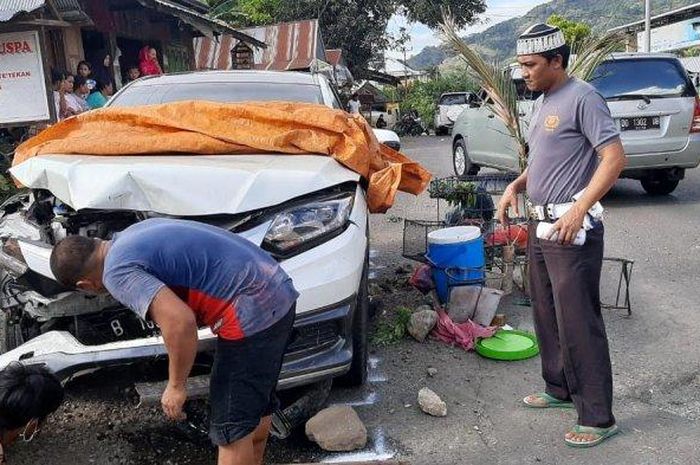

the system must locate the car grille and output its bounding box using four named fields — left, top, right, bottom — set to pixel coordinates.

left=286, top=320, right=342, bottom=356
